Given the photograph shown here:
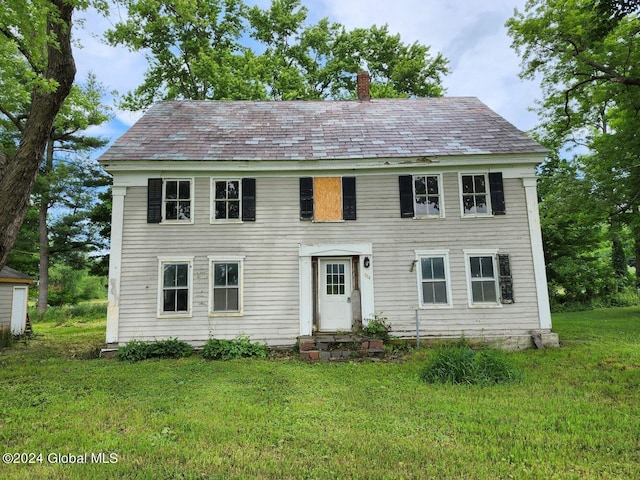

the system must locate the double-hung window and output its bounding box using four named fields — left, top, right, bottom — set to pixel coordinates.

left=414, top=175, right=443, bottom=217
left=398, top=174, right=444, bottom=218
left=460, top=174, right=489, bottom=216
left=415, top=250, right=451, bottom=307
left=158, top=257, right=193, bottom=317
left=209, top=256, right=244, bottom=315
left=459, top=172, right=506, bottom=217
left=210, top=178, right=257, bottom=223
left=213, top=180, right=241, bottom=221
left=164, top=179, right=192, bottom=221
left=464, top=250, right=499, bottom=306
